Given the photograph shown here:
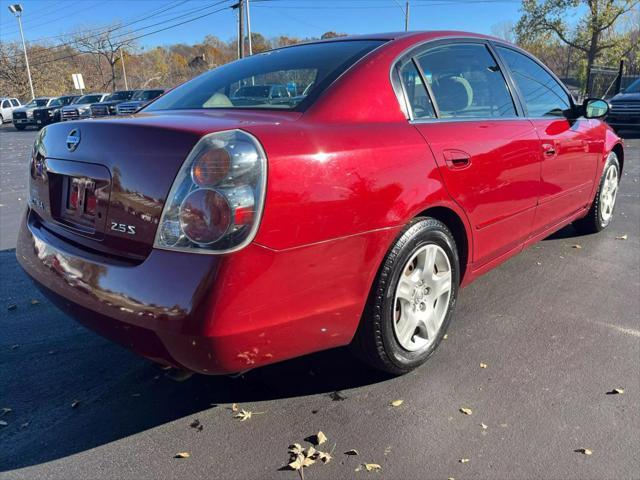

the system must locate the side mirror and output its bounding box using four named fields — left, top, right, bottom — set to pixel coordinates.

left=584, top=98, right=609, bottom=119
